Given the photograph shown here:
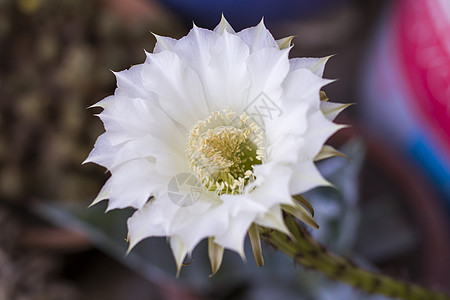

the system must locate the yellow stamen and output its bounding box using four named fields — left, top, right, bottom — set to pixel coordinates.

left=186, top=108, right=265, bottom=195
